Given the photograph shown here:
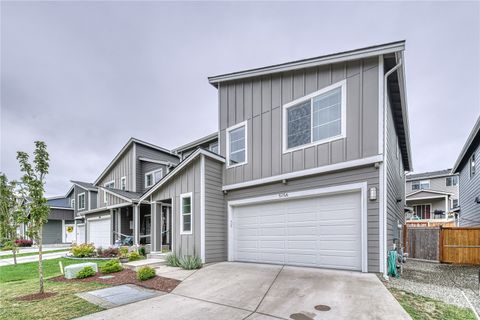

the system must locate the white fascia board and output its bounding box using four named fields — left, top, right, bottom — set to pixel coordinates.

left=138, top=157, right=176, bottom=166
left=223, top=155, right=382, bottom=191
left=49, top=206, right=74, bottom=210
